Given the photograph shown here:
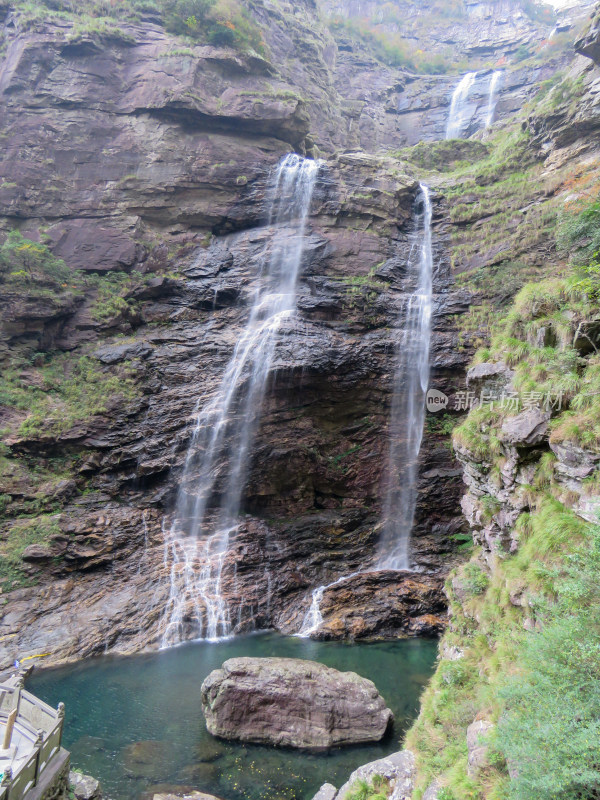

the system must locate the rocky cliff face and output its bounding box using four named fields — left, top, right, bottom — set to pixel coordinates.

left=0, top=0, right=591, bottom=667
left=322, top=0, right=552, bottom=58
